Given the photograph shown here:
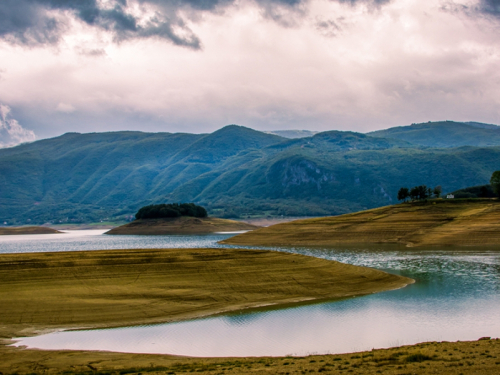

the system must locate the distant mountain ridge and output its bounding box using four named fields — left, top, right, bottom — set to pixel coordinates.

left=265, top=130, right=319, bottom=139
left=368, top=121, right=500, bottom=148
left=1, top=121, right=500, bottom=224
